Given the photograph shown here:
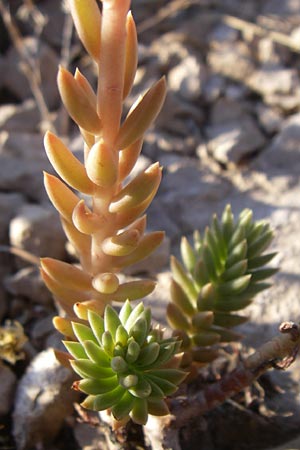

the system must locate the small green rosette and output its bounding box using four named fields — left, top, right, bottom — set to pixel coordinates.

left=167, top=205, right=278, bottom=371
left=64, top=301, right=186, bottom=425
